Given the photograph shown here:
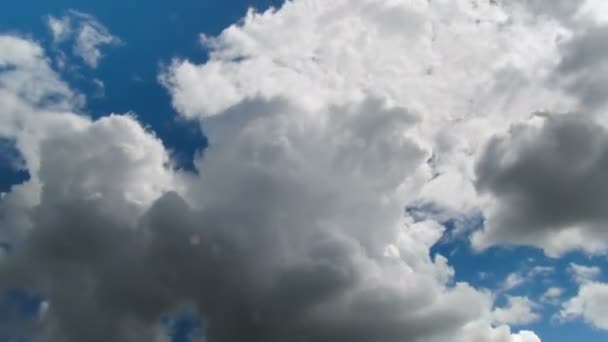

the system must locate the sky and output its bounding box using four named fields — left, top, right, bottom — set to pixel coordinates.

left=0, top=0, right=608, bottom=341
